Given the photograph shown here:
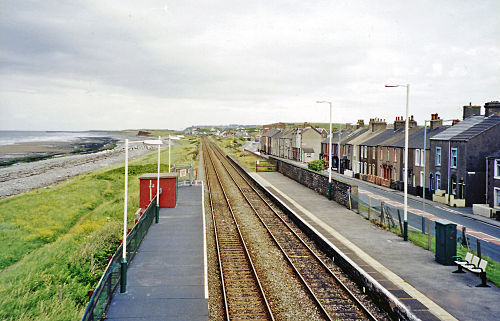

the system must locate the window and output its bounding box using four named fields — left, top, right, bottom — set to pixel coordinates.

left=420, top=171, right=424, bottom=188
left=372, top=148, right=375, bottom=159
left=435, top=172, right=441, bottom=190
left=394, top=149, right=397, bottom=162
left=421, top=149, right=425, bottom=166
left=495, top=188, right=500, bottom=208
left=495, top=159, right=500, bottom=179
left=380, top=148, right=383, bottom=160
left=451, top=148, right=458, bottom=168
left=436, top=147, right=441, bottom=166
left=387, top=148, right=390, bottom=161
left=364, top=162, right=367, bottom=174
left=415, top=149, right=420, bottom=166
